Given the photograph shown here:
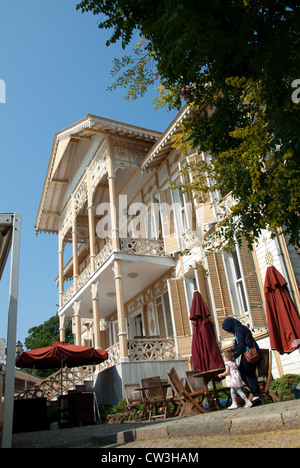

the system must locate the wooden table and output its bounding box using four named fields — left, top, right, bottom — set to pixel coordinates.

left=194, top=368, right=225, bottom=410
left=135, top=382, right=175, bottom=419
left=134, top=382, right=173, bottom=397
